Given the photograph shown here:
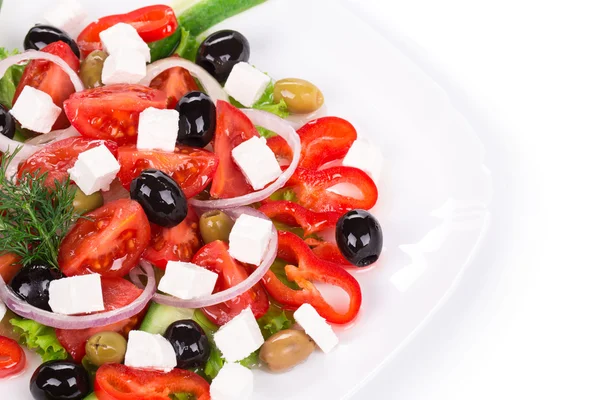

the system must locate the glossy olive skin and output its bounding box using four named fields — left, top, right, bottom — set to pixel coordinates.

left=164, top=320, right=210, bottom=369
left=24, top=25, right=80, bottom=58
left=273, top=78, right=324, bottom=114
left=30, top=361, right=90, bottom=400
left=335, top=209, right=383, bottom=267
left=199, top=210, right=234, bottom=243
left=85, top=331, right=127, bottom=366
left=130, top=169, right=188, bottom=228
left=259, top=329, right=316, bottom=372
left=79, top=50, right=108, bottom=89
left=175, top=91, right=216, bottom=148
left=196, top=30, right=250, bottom=83
left=10, top=264, right=62, bottom=311
left=0, top=104, right=16, bottom=139
left=72, top=186, right=104, bottom=214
